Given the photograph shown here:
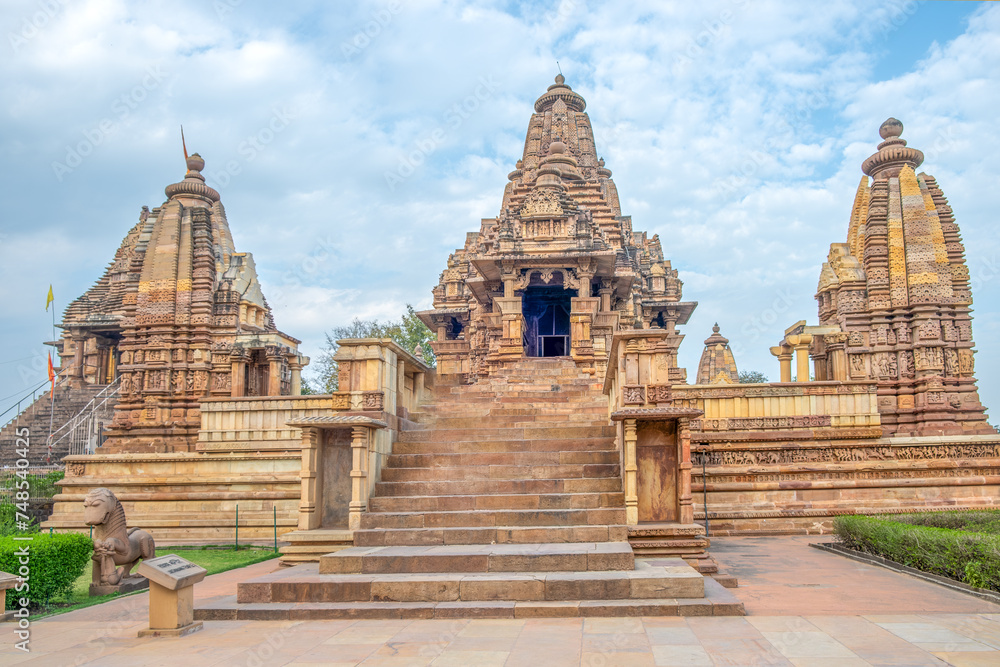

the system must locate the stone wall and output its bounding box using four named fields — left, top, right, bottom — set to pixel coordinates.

left=674, top=383, right=1000, bottom=534
left=43, top=395, right=332, bottom=544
